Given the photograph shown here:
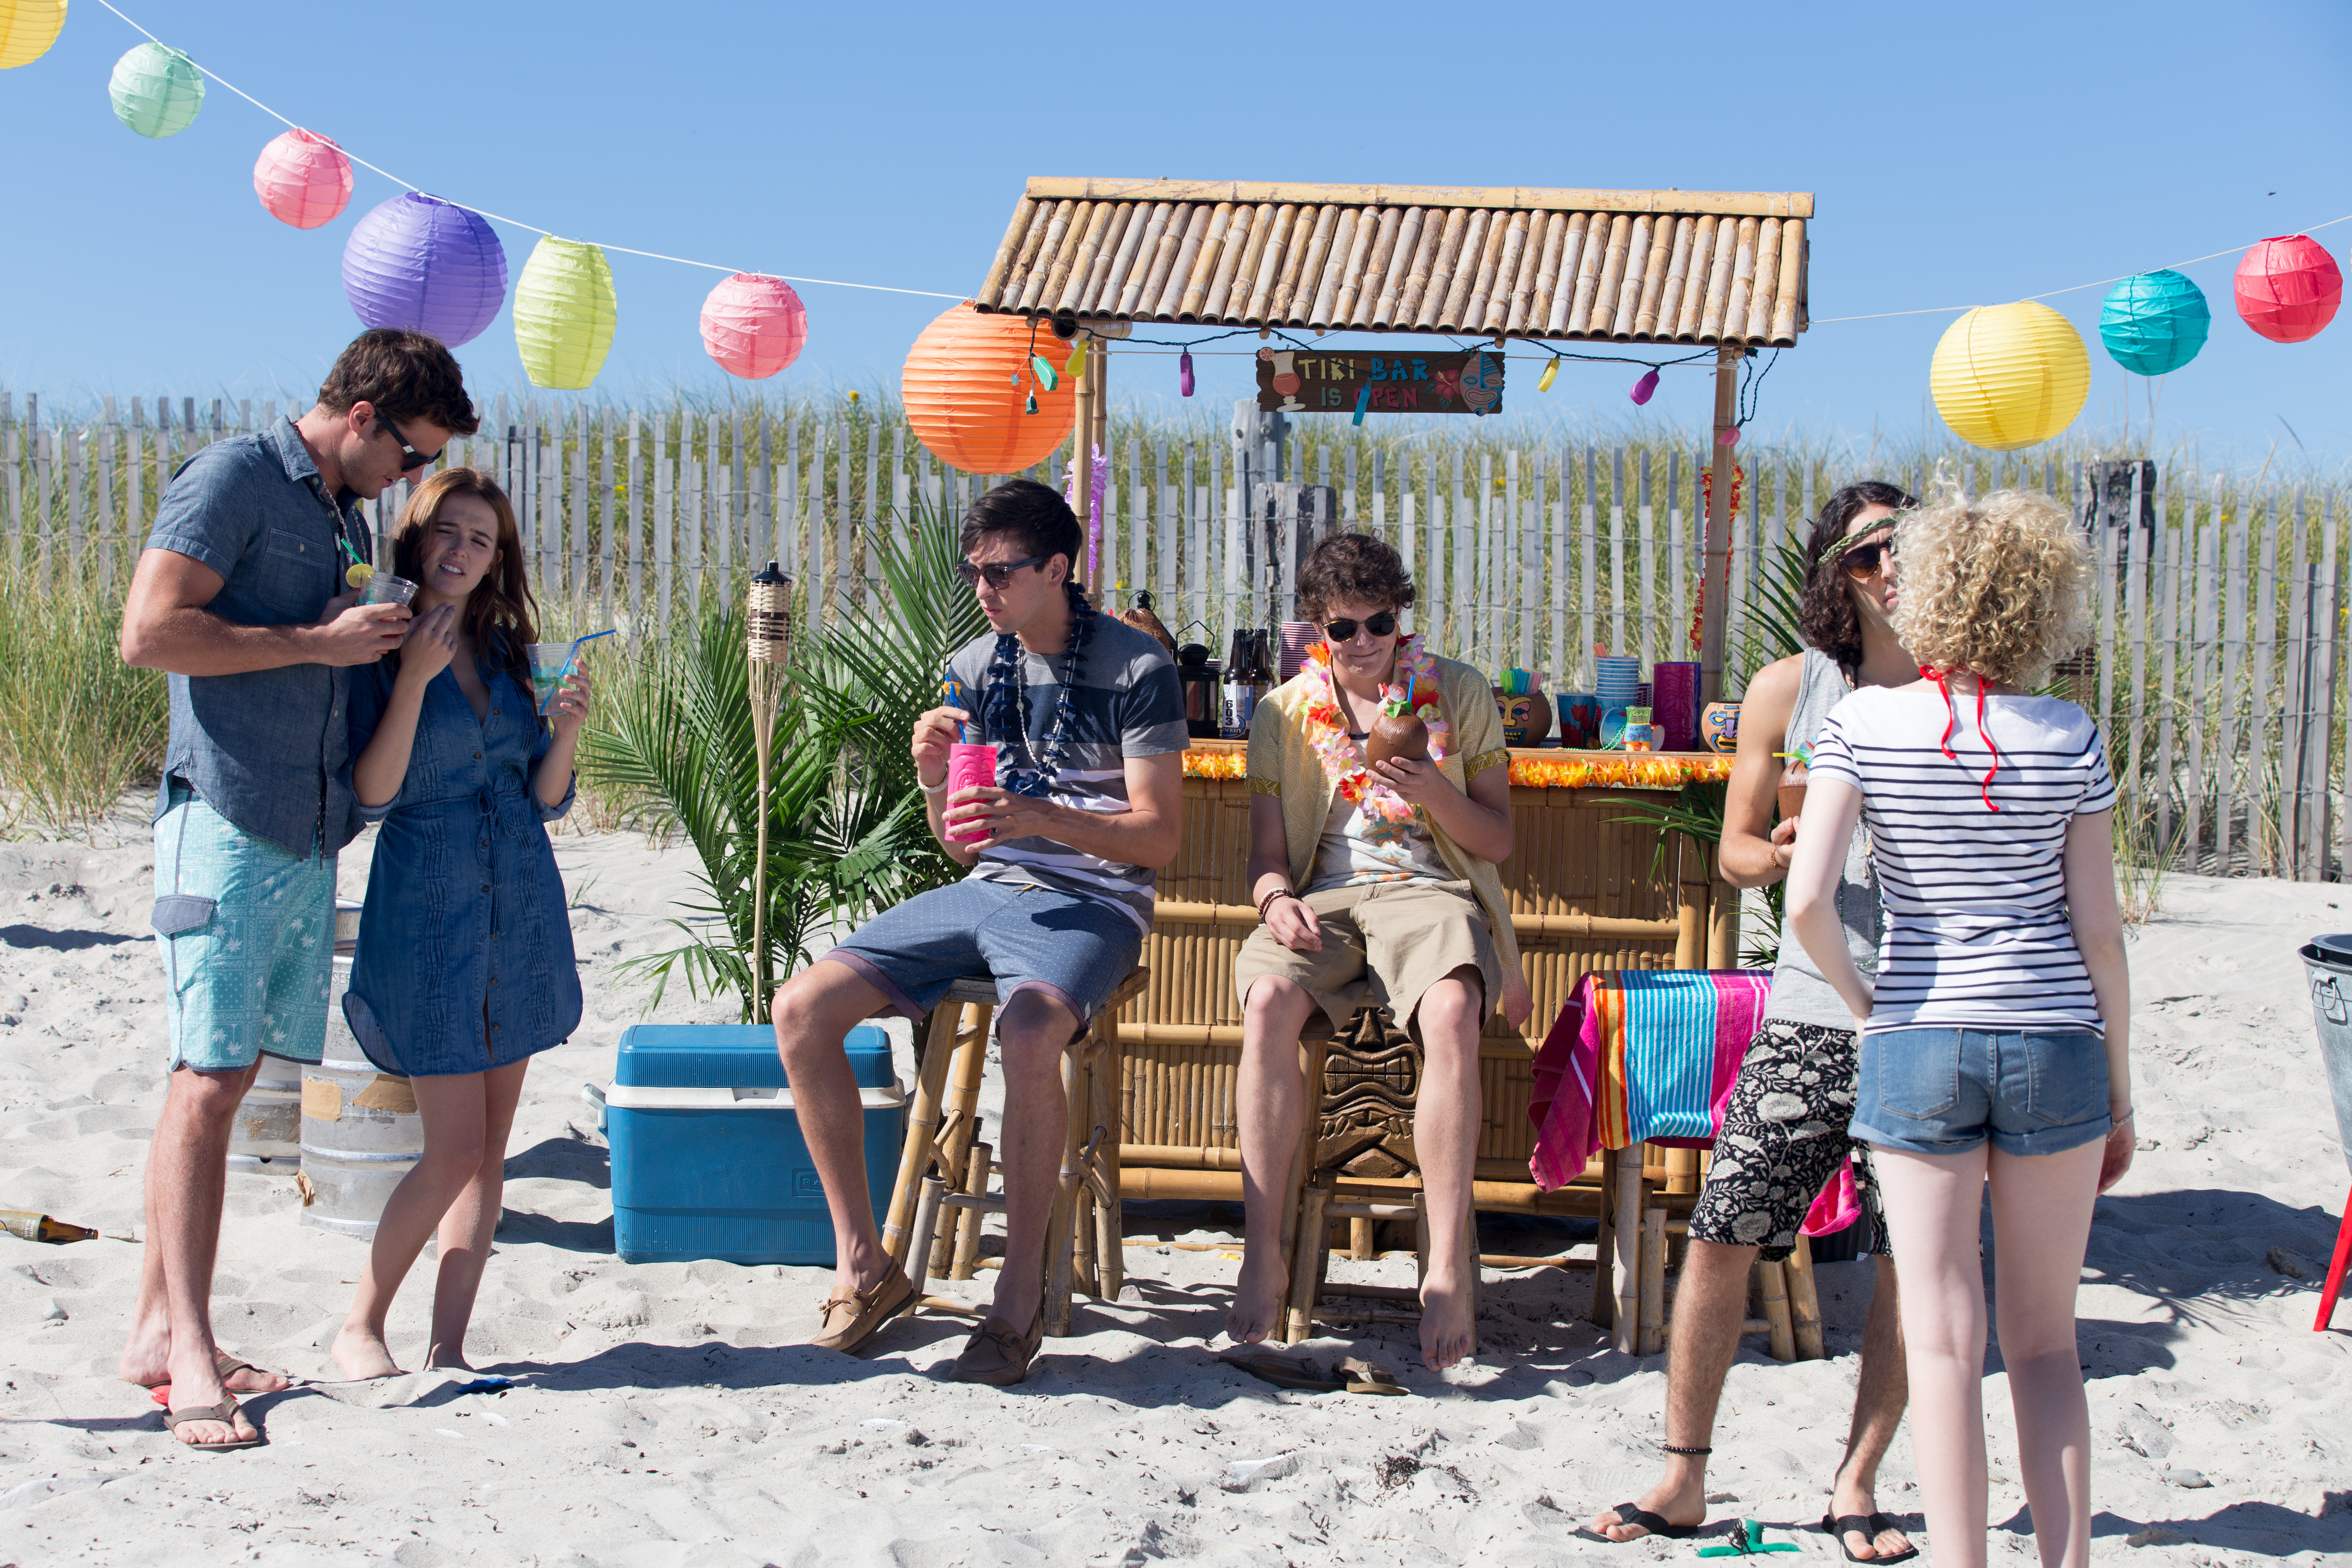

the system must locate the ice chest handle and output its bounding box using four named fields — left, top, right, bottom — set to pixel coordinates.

left=604, top=1084, right=906, bottom=1110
